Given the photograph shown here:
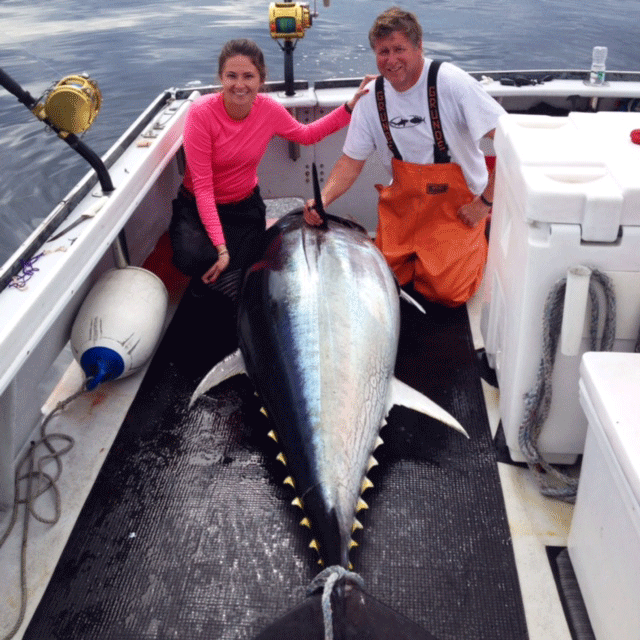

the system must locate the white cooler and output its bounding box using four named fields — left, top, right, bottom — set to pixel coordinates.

left=482, top=111, right=640, bottom=463
left=568, top=351, right=640, bottom=640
